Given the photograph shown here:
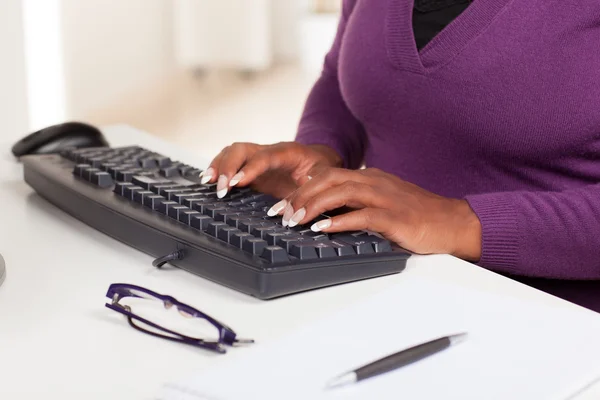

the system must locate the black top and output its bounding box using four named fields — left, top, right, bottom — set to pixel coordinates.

left=413, top=0, right=472, bottom=50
